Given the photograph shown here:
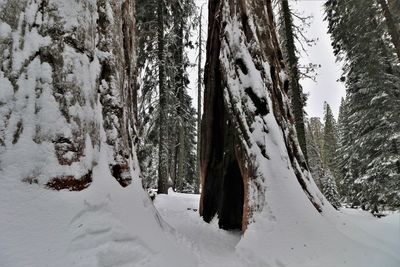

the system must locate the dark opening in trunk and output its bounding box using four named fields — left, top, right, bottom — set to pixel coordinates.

left=219, top=156, right=244, bottom=230
left=201, top=80, right=244, bottom=230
